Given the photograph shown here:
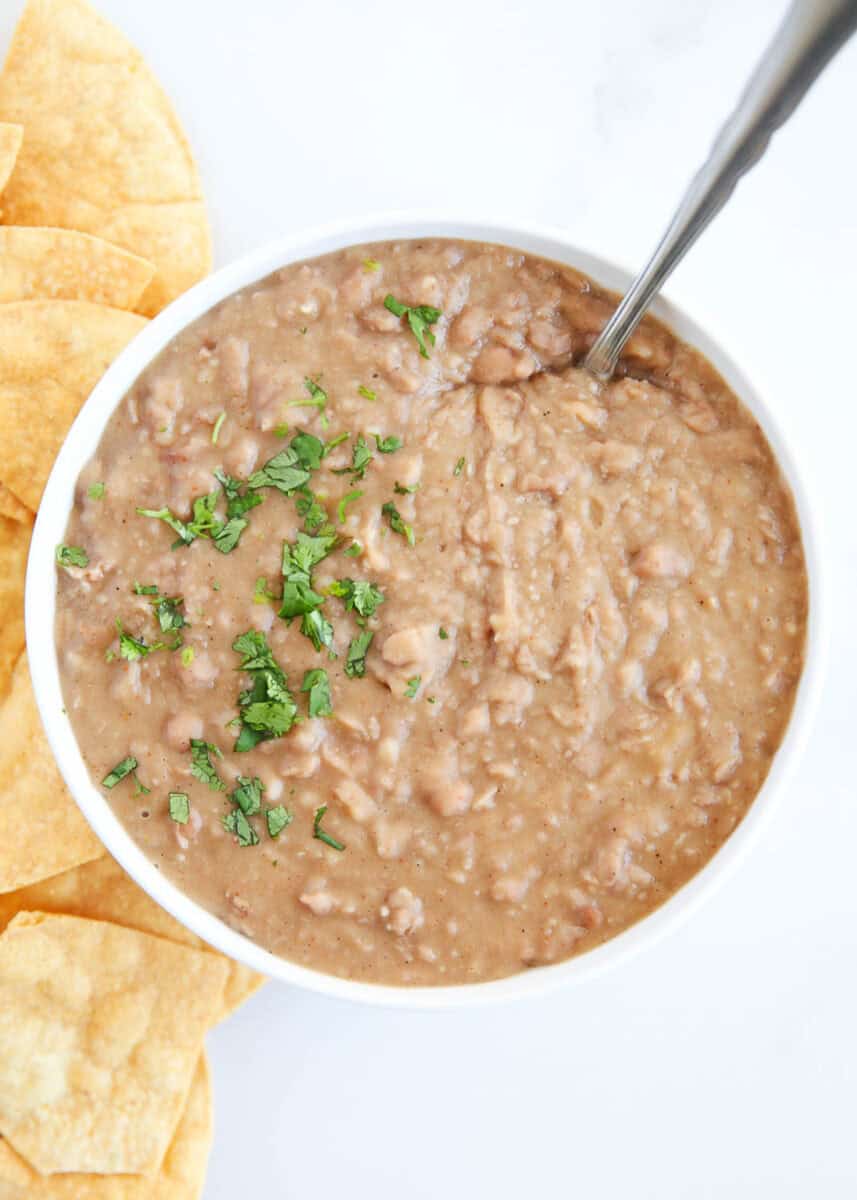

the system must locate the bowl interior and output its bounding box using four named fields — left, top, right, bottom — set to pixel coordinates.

left=25, top=215, right=826, bottom=1008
